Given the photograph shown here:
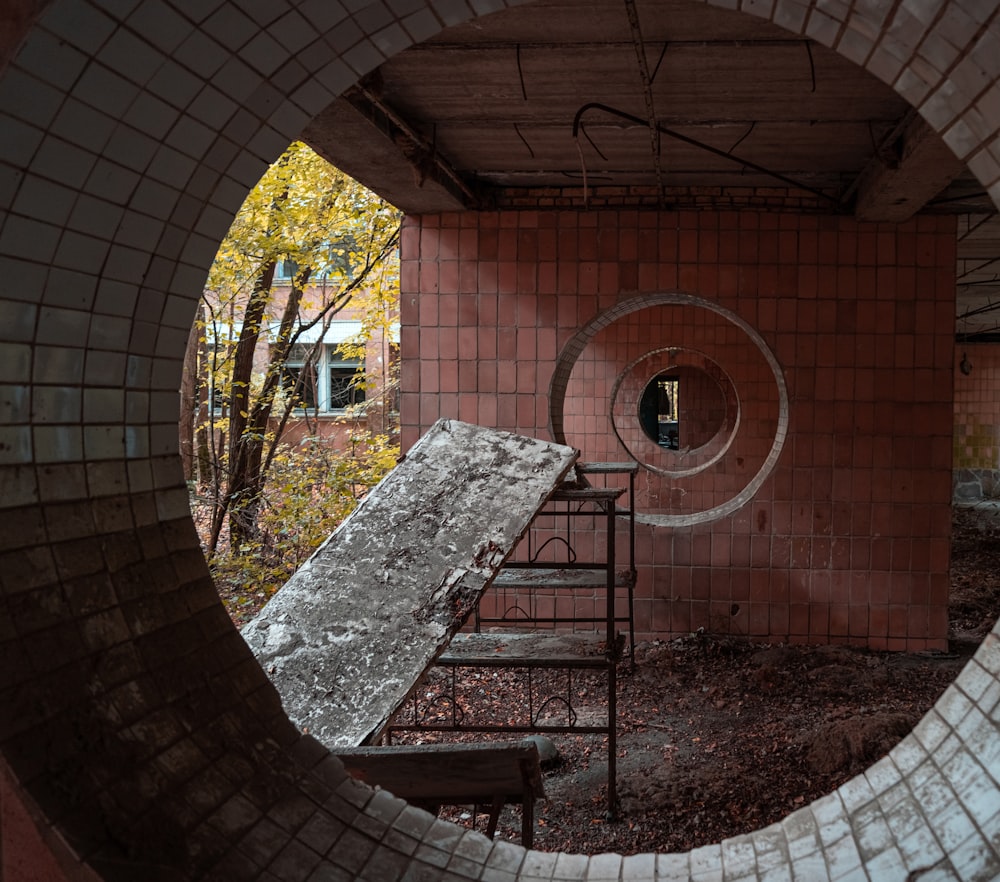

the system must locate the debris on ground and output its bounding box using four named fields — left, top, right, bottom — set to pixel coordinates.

left=426, top=509, right=995, bottom=853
